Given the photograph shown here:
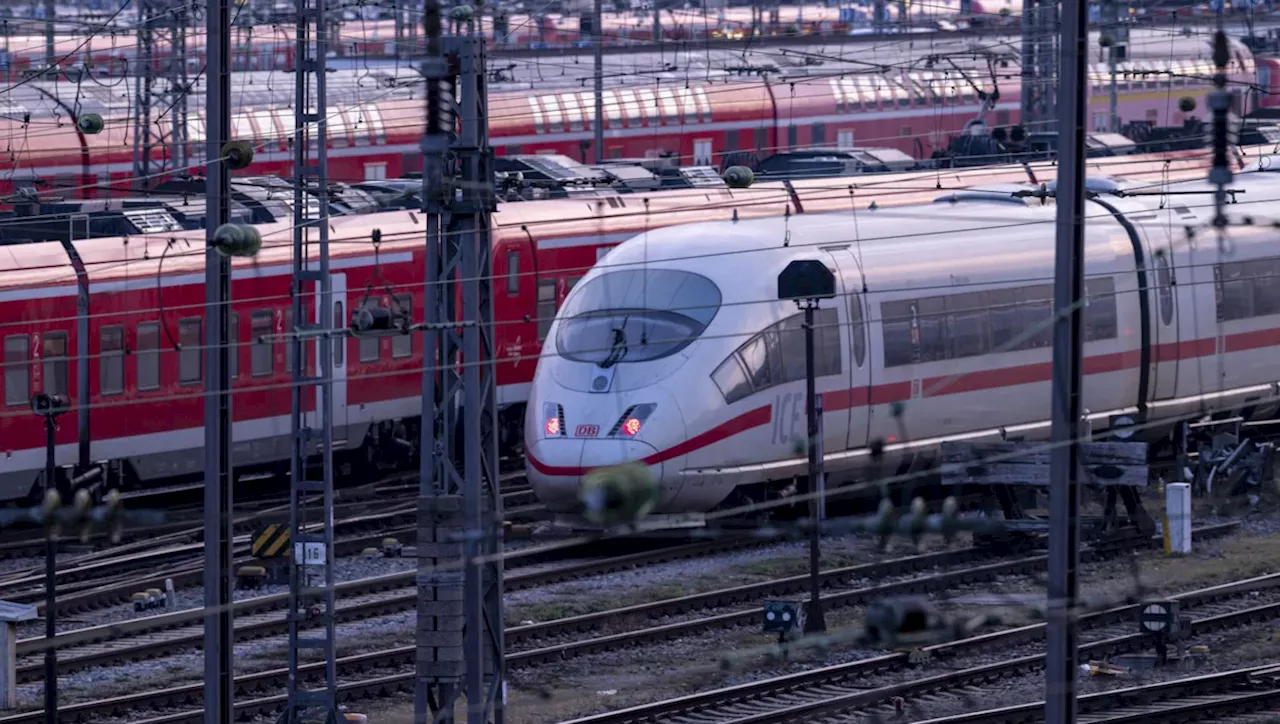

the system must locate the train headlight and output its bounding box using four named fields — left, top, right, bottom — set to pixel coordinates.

left=609, top=403, right=656, bottom=437
left=542, top=402, right=565, bottom=438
